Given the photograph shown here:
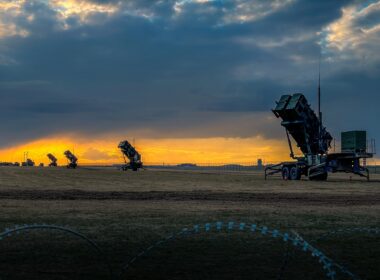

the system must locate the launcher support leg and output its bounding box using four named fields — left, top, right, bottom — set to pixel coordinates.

left=286, top=129, right=295, bottom=159
left=265, top=163, right=283, bottom=180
